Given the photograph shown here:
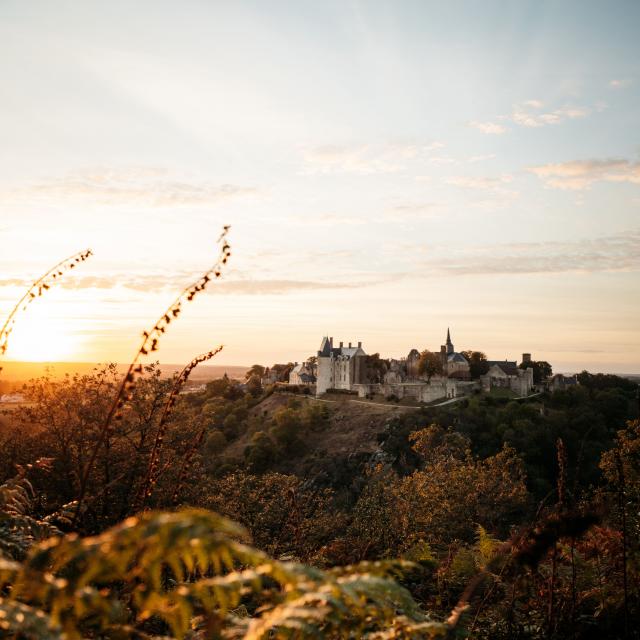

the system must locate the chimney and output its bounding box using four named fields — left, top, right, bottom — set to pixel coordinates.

left=329, top=337, right=333, bottom=348
left=339, top=341, right=343, bottom=348
left=358, top=341, right=362, bottom=348
left=522, top=353, right=532, bottom=365
left=348, top=342, right=352, bottom=348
